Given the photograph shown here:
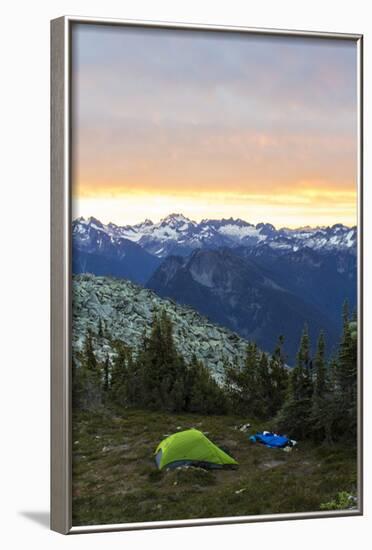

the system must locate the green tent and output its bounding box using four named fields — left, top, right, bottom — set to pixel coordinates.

left=154, top=428, right=238, bottom=470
